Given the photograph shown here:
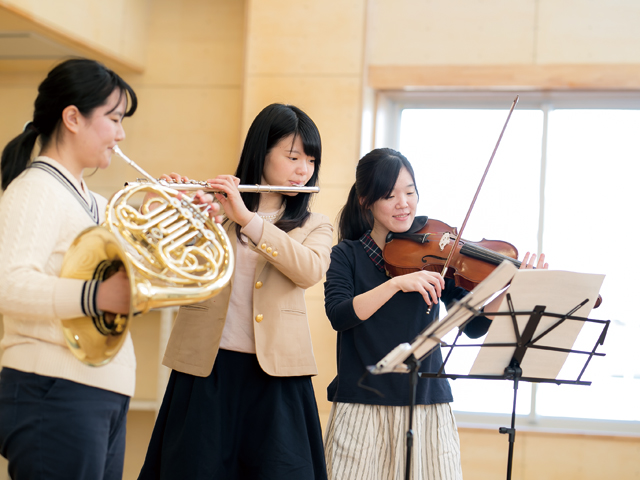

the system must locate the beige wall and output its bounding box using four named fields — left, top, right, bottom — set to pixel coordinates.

left=460, top=428, right=640, bottom=480
left=86, top=0, right=246, bottom=200
left=241, top=0, right=368, bottom=427
left=1, top=1, right=639, bottom=479
left=0, top=0, right=150, bottom=70
left=369, top=0, right=640, bottom=66
left=368, top=0, right=640, bottom=90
